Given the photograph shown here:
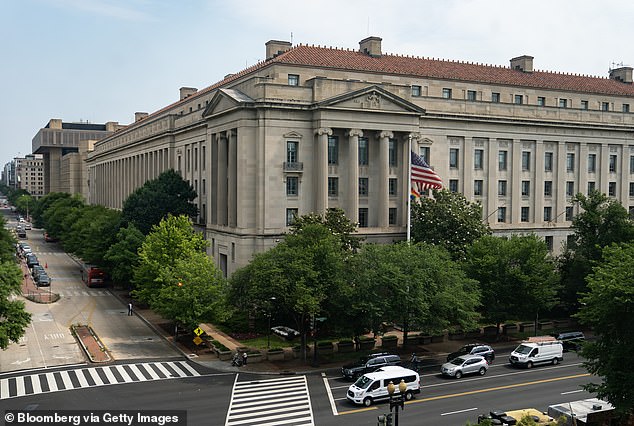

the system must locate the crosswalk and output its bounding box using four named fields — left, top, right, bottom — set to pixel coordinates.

left=55, top=289, right=111, bottom=297
left=0, top=361, right=200, bottom=399
left=225, top=376, right=314, bottom=426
